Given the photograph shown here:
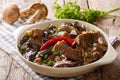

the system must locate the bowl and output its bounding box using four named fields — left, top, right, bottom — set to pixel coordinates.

left=13, top=19, right=117, bottom=77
